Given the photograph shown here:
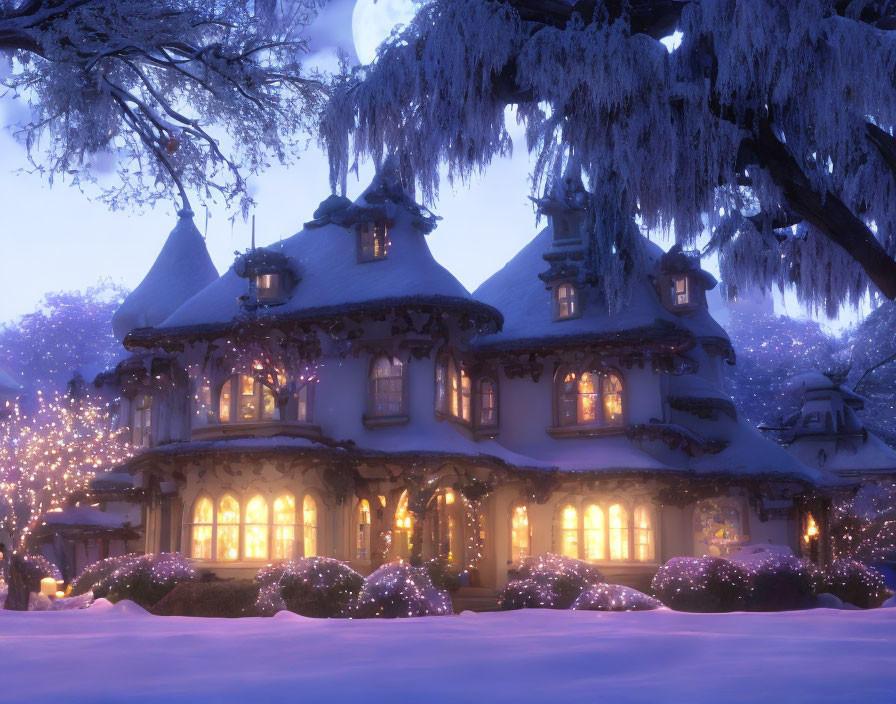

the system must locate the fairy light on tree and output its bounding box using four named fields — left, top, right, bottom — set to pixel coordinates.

left=0, top=391, right=133, bottom=548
